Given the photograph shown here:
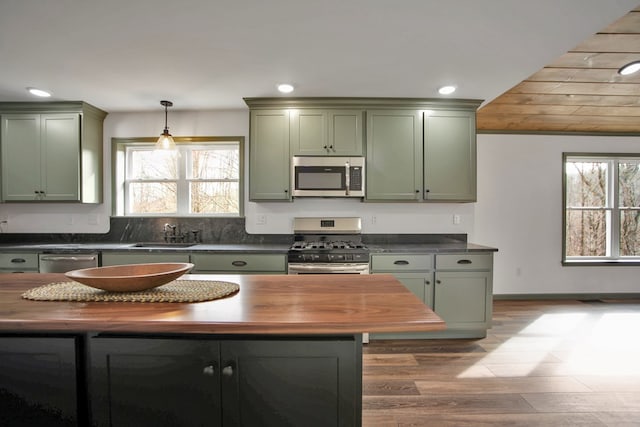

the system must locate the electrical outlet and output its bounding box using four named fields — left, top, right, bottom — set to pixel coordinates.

left=371, top=216, right=377, bottom=225
left=256, top=214, right=267, bottom=225
left=453, top=214, right=461, bottom=225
